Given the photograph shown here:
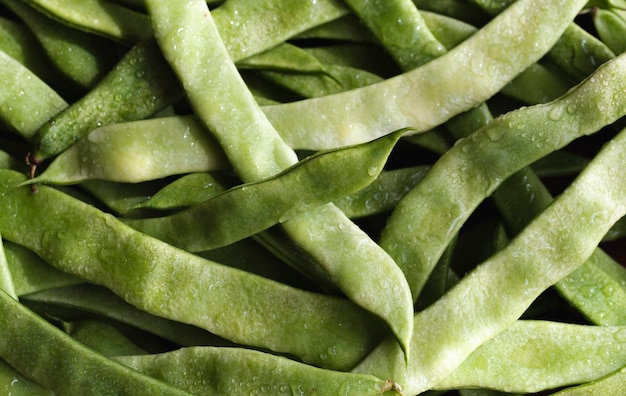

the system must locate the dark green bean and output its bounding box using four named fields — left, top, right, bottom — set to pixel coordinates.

left=0, top=287, right=193, bottom=395
left=0, top=169, right=385, bottom=370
